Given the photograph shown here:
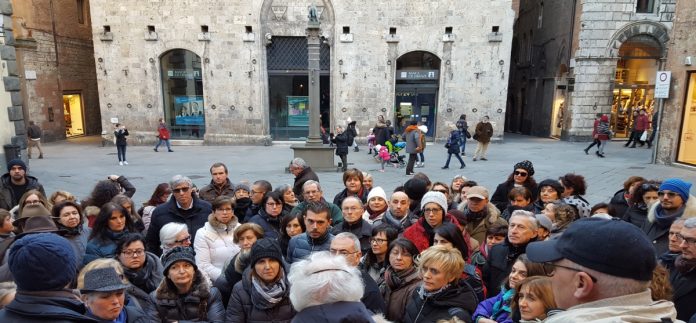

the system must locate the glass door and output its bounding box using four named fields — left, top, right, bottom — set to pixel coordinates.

left=63, top=93, right=85, bottom=137
left=395, top=87, right=437, bottom=138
